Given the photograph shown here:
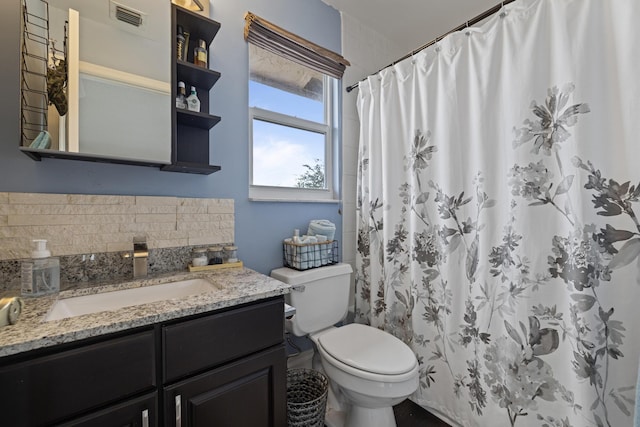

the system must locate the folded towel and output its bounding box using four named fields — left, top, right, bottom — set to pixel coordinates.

left=29, top=131, right=51, bottom=149
left=308, top=219, right=336, bottom=241
left=300, top=235, right=317, bottom=244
